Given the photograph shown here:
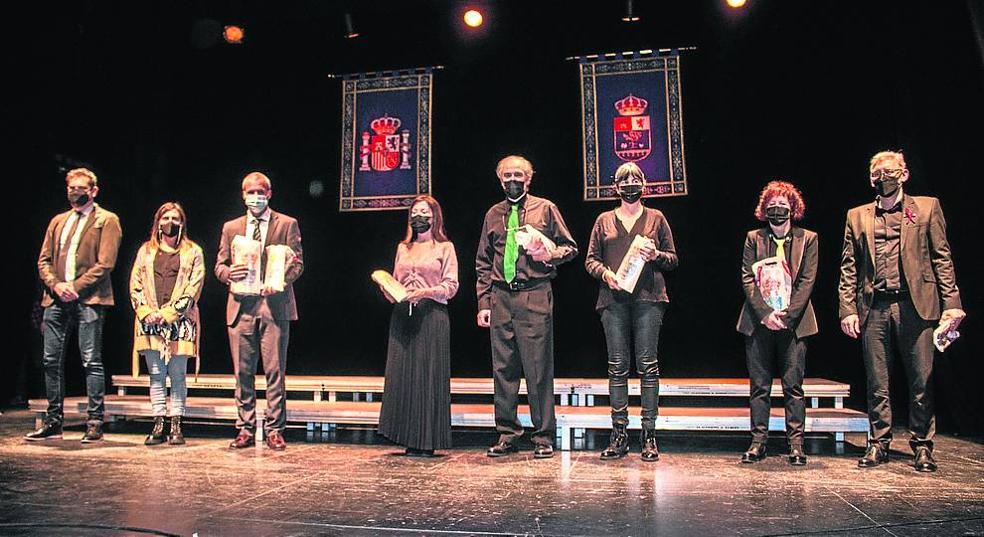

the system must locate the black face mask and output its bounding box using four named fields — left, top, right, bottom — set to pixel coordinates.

left=410, top=215, right=432, bottom=233
left=68, top=192, right=90, bottom=208
left=502, top=181, right=526, bottom=202
left=874, top=178, right=900, bottom=198
left=766, top=206, right=791, bottom=226
left=160, top=222, right=181, bottom=238
left=618, top=184, right=643, bottom=204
